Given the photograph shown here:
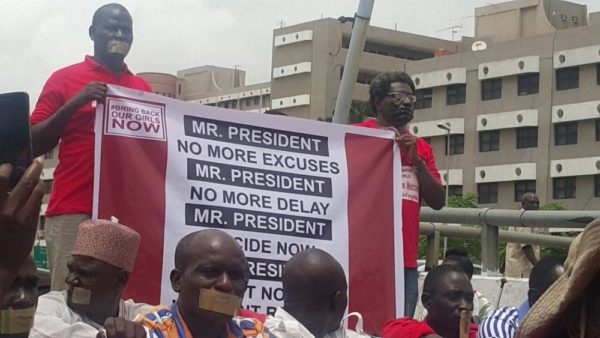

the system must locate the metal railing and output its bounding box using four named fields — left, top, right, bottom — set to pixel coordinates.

left=418, top=207, right=600, bottom=275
